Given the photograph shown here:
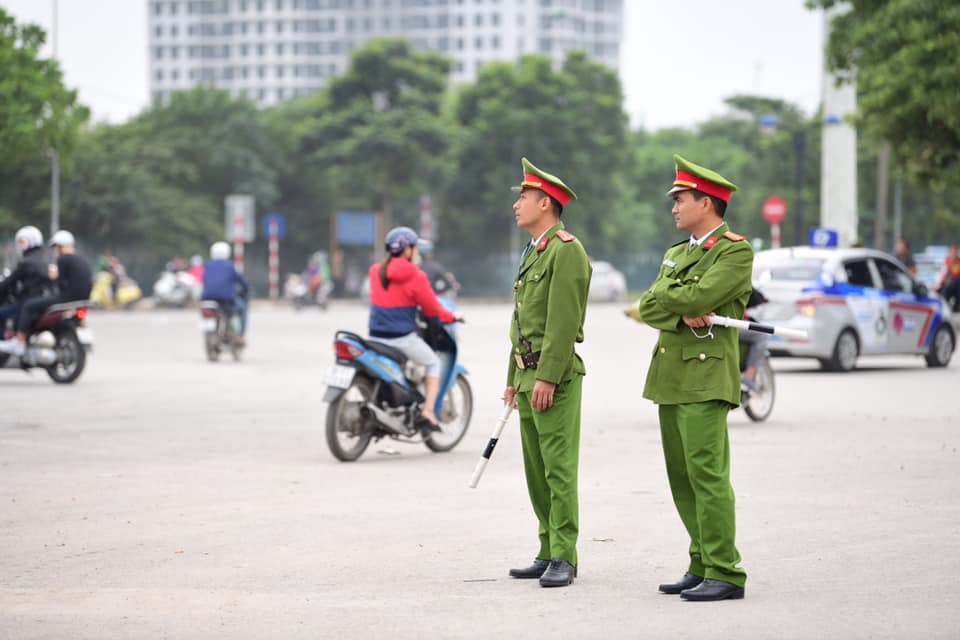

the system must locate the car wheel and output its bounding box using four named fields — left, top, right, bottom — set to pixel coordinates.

left=821, top=328, right=858, bottom=372
left=924, top=325, right=954, bottom=368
